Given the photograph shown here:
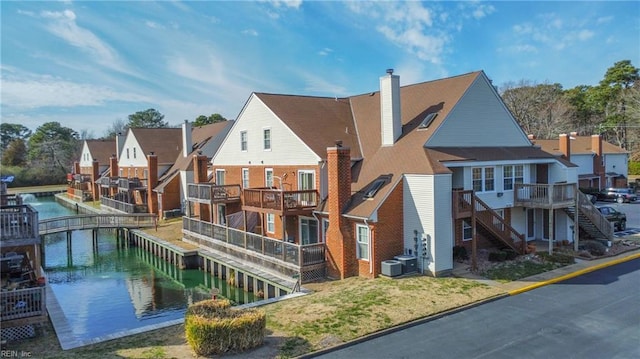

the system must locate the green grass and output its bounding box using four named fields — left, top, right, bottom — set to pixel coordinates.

left=484, top=260, right=565, bottom=282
